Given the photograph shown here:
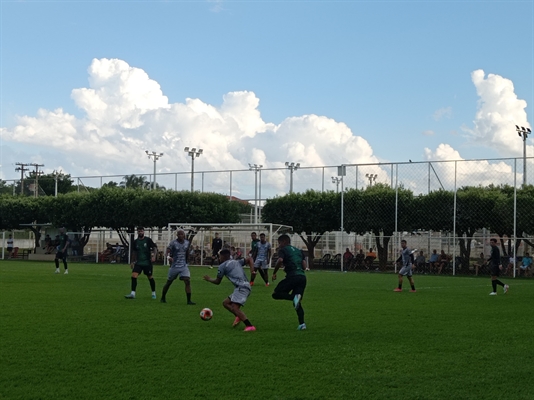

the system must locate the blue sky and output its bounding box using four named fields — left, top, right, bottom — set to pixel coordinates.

left=0, top=0, right=532, bottom=193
